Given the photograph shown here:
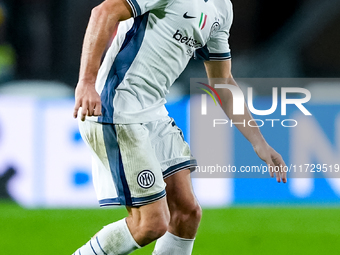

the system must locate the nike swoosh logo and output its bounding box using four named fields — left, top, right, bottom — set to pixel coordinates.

left=183, top=12, right=196, bottom=19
